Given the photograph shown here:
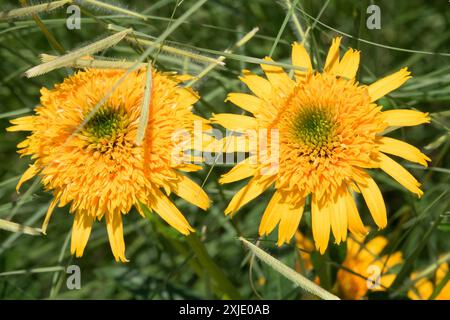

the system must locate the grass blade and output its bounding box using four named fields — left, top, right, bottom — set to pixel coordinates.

left=0, top=218, right=42, bottom=235
left=25, top=28, right=132, bottom=77
left=239, top=237, right=340, bottom=300
left=83, top=0, right=148, bottom=21
left=0, top=0, right=70, bottom=21
left=135, top=62, right=153, bottom=145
